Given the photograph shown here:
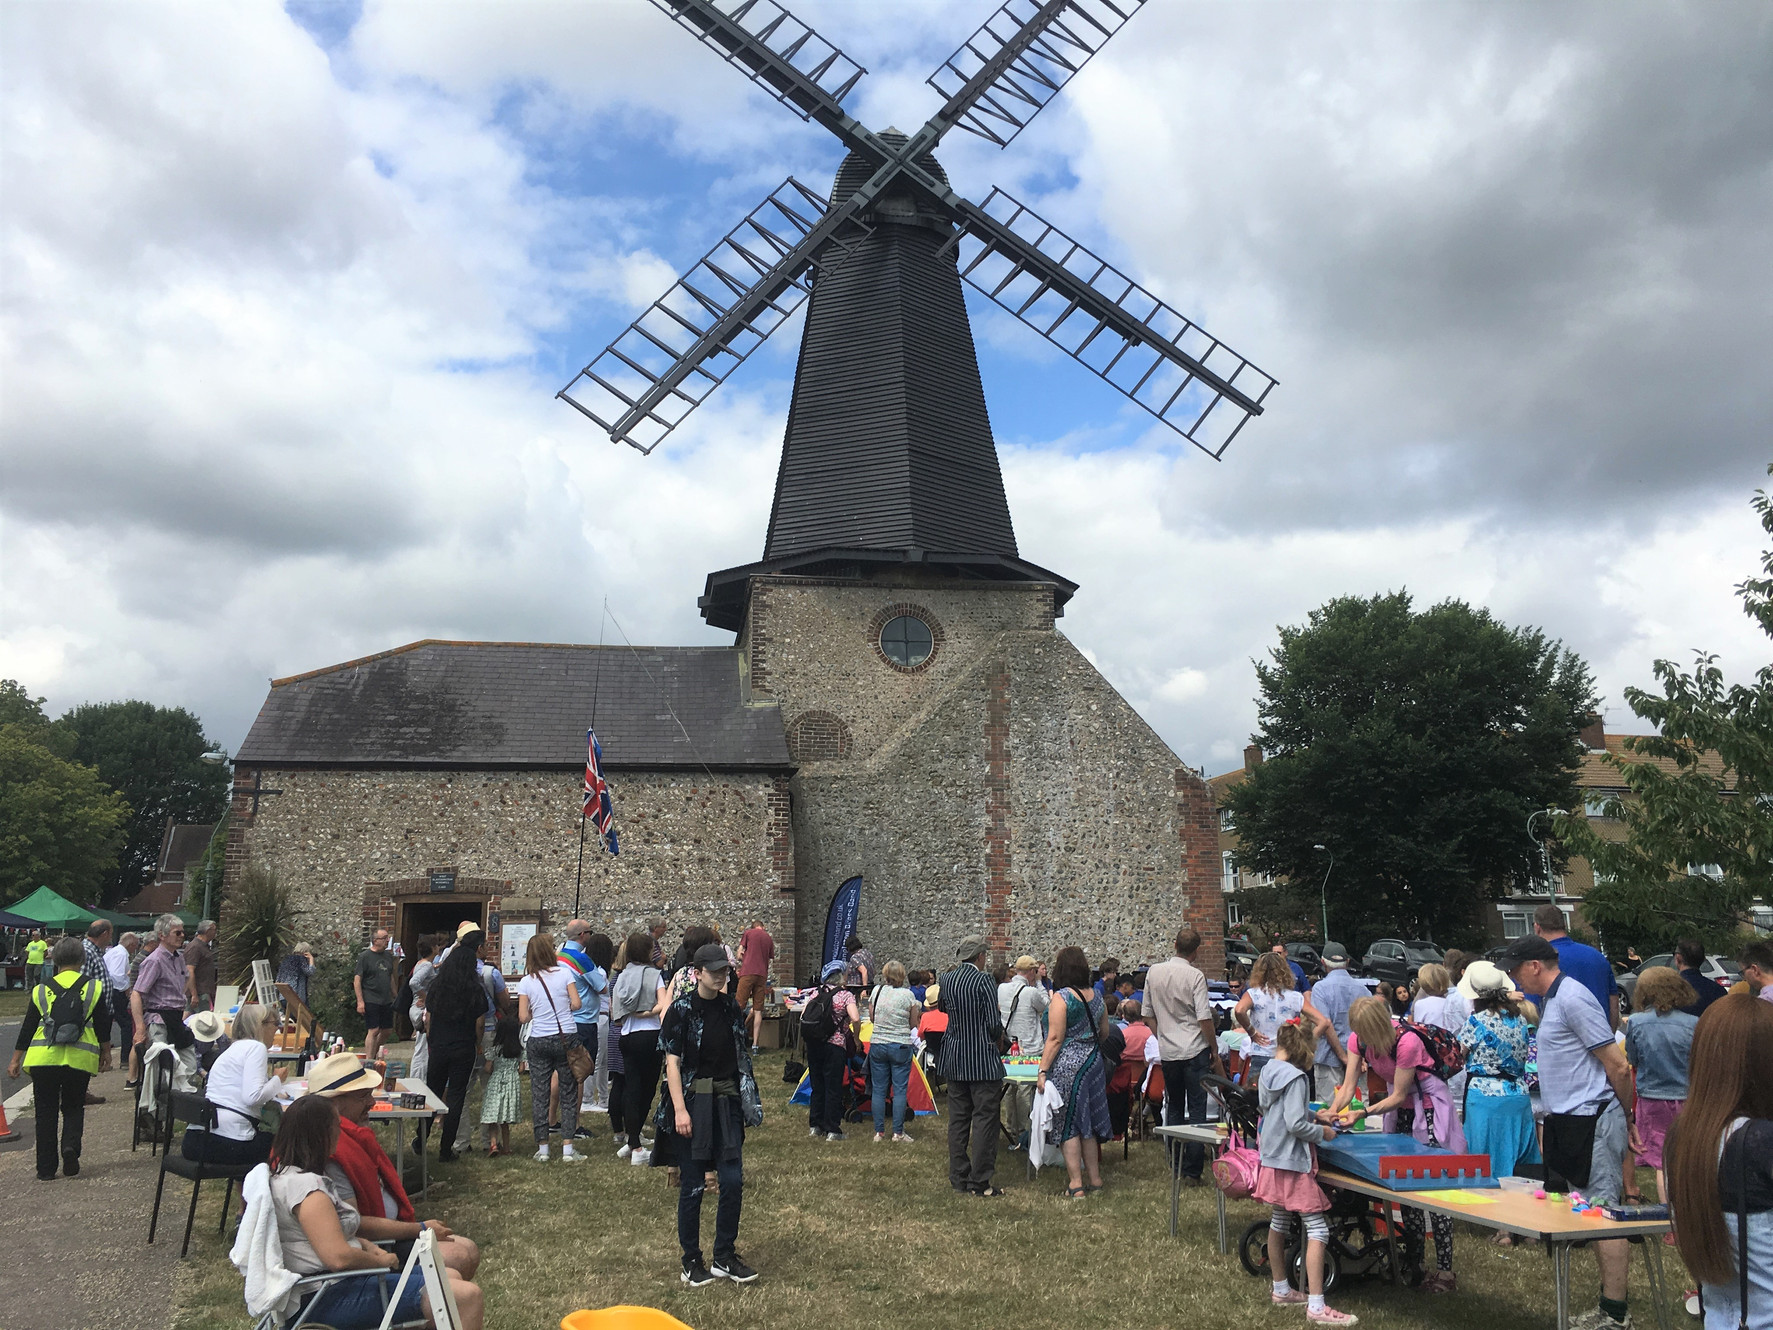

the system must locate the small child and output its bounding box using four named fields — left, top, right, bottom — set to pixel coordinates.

left=408, top=990, right=430, bottom=1083
left=480, top=995, right=524, bottom=1158
left=1256, top=1019, right=1357, bottom=1325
